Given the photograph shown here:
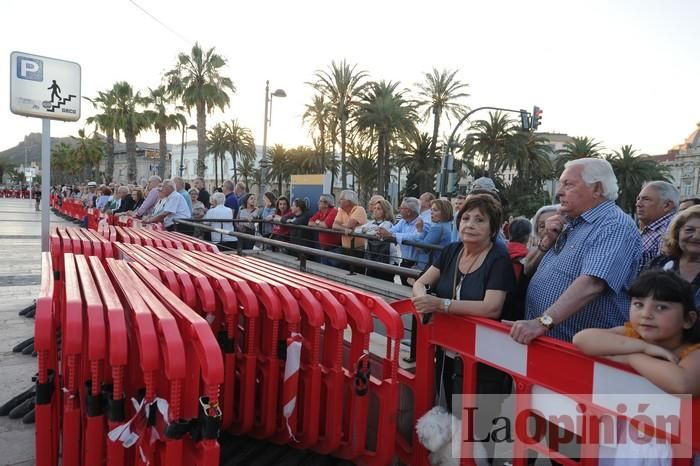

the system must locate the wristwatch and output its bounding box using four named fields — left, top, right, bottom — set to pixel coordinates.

left=442, top=299, right=451, bottom=314
left=537, top=315, right=554, bottom=330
